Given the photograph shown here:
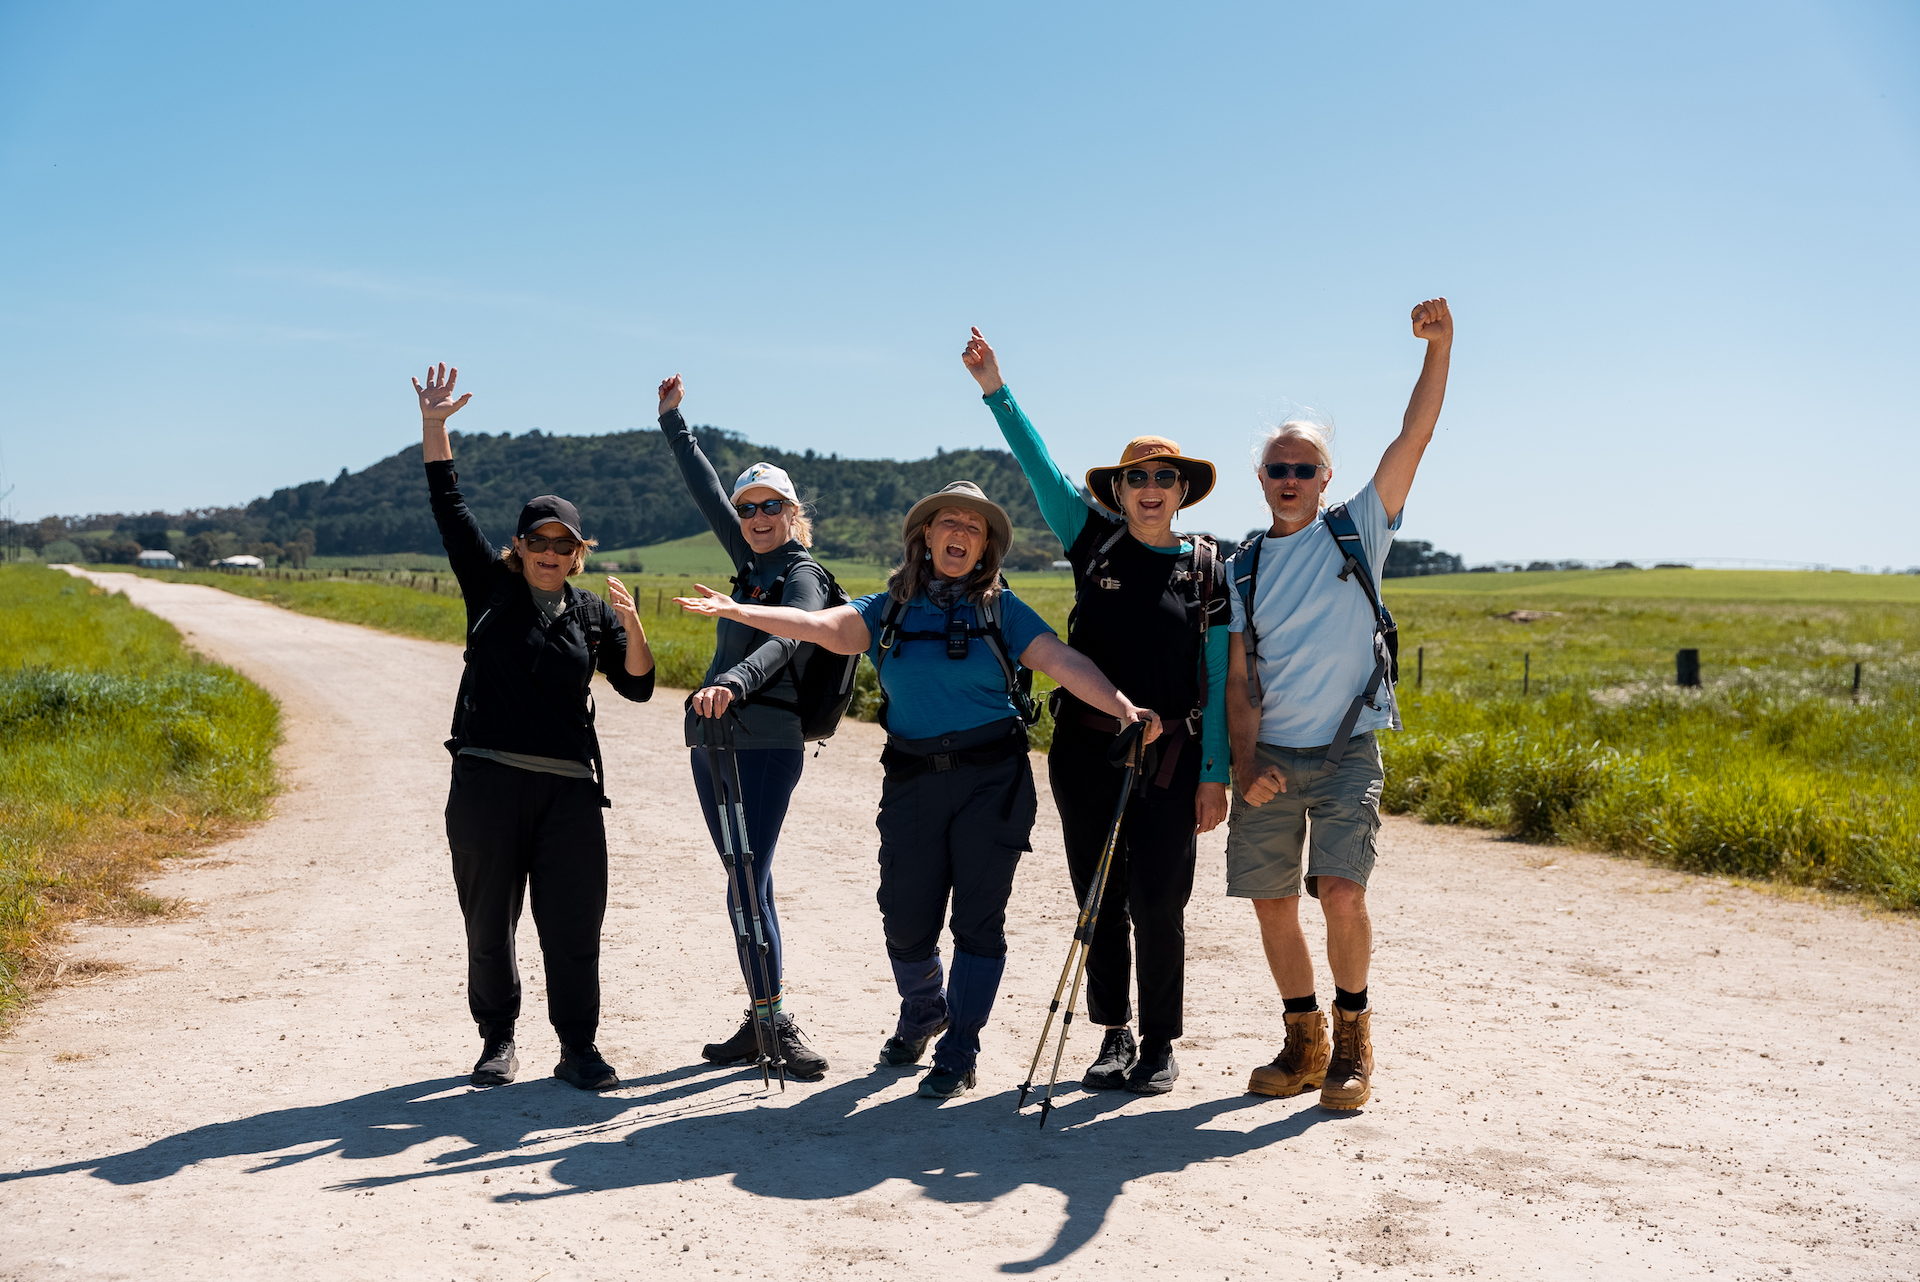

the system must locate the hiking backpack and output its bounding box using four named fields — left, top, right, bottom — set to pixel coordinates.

left=1063, top=519, right=1222, bottom=732
left=1231, top=502, right=1400, bottom=767
left=728, top=553, right=862, bottom=743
